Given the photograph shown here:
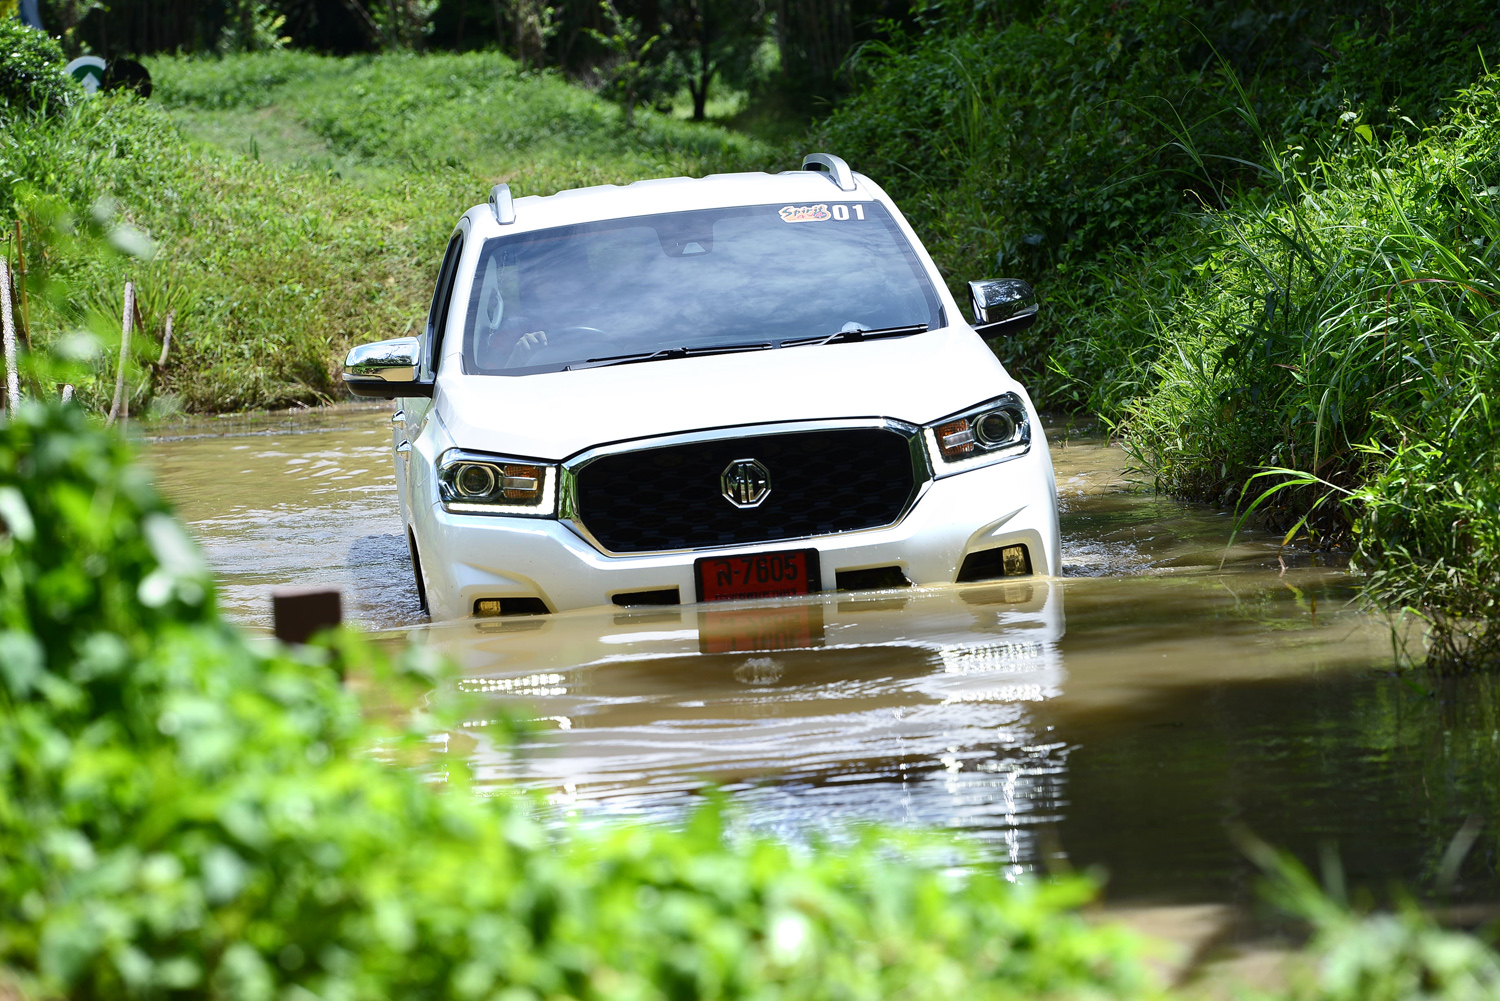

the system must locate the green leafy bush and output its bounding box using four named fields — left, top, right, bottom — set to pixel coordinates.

left=0, top=19, right=79, bottom=117
left=0, top=366, right=1156, bottom=997
left=824, top=0, right=1500, bottom=664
